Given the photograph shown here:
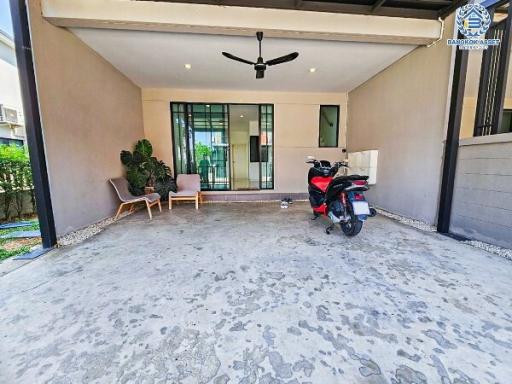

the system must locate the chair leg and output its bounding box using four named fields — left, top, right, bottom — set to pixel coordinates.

left=169, top=197, right=172, bottom=210
left=146, top=200, right=153, bottom=220
left=199, top=192, right=203, bottom=204
left=195, top=193, right=199, bottom=210
left=114, top=203, right=124, bottom=220
left=158, top=199, right=162, bottom=212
